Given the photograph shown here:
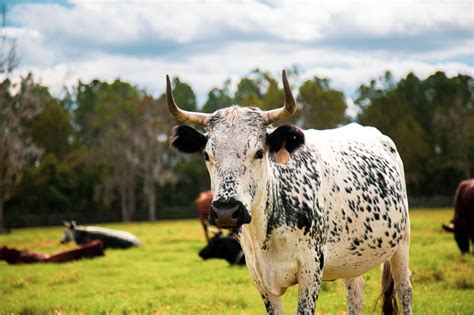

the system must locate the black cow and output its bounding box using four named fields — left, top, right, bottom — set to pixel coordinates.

left=199, top=232, right=245, bottom=266
left=61, top=221, right=141, bottom=249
